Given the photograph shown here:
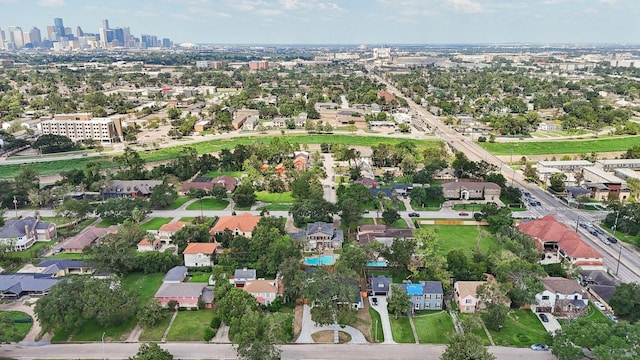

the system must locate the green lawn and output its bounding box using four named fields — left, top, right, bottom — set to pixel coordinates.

left=69, top=317, right=137, bottom=342
left=138, top=312, right=173, bottom=341
left=166, top=310, right=214, bottom=341
left=452, top=203, right=483, bottom=211
left=13, top=240, right=56, bottom=260
left=429, top=225, right=499, bottom=257
left=369, top=307, right=384, bottom=343
left=48, top=252, right=84, bottom=259
left=179, top=217, right=196, bottom=222
left=40, top=216, right=71, bottom=225
left=413, top=311, right=455, bottom=344
left=121, top=273, right=165, bottom=302
left=140, top=217, right=173, bottom=231
left=479, top=136, right=640, bottom=156
left=169, top=197, right=191, bottom=209
left=390, top=218, right=409, bottom=228
left=95, top=218, right=119, bottom=228
left=260, top=203, right=292, bottom=211
left=255, top=191, right=295, bottom=203
left=457, top=313, right=491, bottom=345
left=204, top=170, right=244, bottom=178
left=186, top=198, right=229, bottom=210
left=487, top=309, right=551, bottom=347
left=389, top=316, right=416, bottom=343
left=189, top=272, right=212, bottom=283
left=0, top=311, right=32, bottom=343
